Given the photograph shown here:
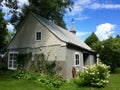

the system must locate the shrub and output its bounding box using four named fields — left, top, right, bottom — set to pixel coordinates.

left=0, top=57, right=7, bottom=70
left=51, top=74, right=66, bottom=88
left=37, top=74, right=66, bottom=88
left=77, top=62, right=110, bottom=87
left=12, top=68, right=66, bottom=88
